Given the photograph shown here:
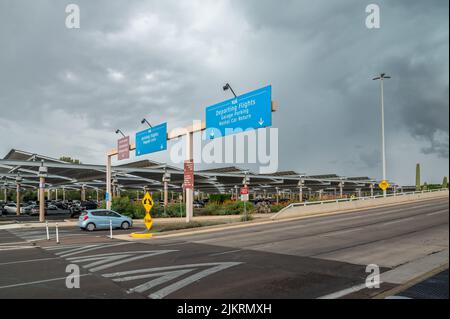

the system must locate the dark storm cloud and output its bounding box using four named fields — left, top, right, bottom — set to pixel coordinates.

left=0, top=0, right=448, bottom=184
